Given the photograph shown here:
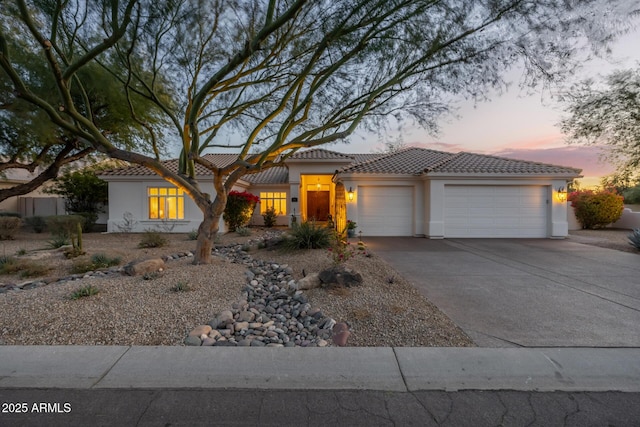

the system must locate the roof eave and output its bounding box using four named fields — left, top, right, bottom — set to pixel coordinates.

left=423, top=172, right=583, bottom=180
